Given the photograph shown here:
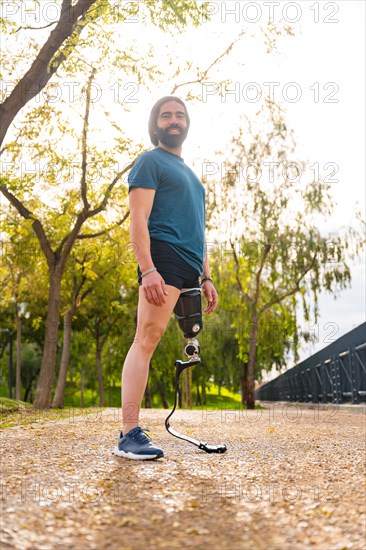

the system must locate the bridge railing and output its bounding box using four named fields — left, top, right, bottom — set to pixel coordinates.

left=255, top=323, right=366, bottom=404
